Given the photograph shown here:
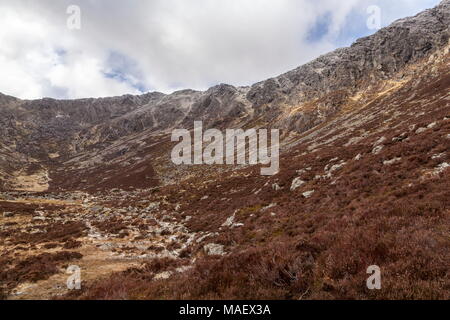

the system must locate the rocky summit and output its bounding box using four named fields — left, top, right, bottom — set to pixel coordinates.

left=0, top=1, right=449, bottom=300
